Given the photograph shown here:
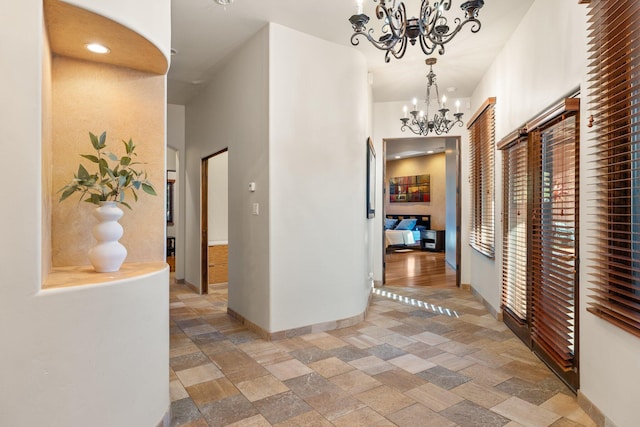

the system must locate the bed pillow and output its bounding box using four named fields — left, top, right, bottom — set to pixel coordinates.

left=384, top=218, right=398, bottom=230
left=395, top=218, right=417, bottom=230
